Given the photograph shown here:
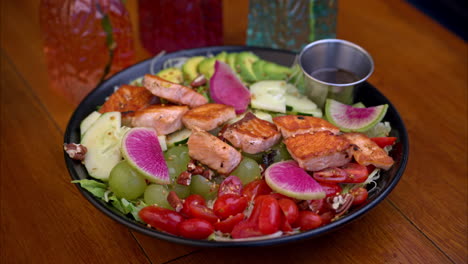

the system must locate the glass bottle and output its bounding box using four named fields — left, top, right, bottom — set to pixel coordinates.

left=40, top=0, right=135, bottom=105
